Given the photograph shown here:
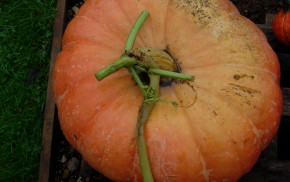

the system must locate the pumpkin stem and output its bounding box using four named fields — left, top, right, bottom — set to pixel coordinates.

left=124, top=11, right=150, bottom=51
left=95, top=56, right=136, bottom=81
left=95, top=10, right=194, bottom=182
left=135, top=65, right=194, bottom=81
left=136, top=74, right=159, bottom=182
